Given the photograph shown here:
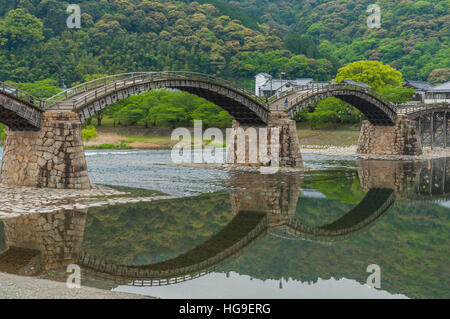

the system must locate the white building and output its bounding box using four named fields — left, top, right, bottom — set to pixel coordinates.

left=255, top=73, right=314, bottom=97
left=255, top=73, right=272, bottom=96
left=424, top=81, right=450, bottom=104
